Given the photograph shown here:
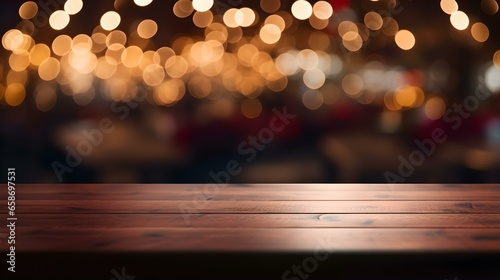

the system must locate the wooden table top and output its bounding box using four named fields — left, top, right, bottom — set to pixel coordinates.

left=3, top=184, right=500, bottom=253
